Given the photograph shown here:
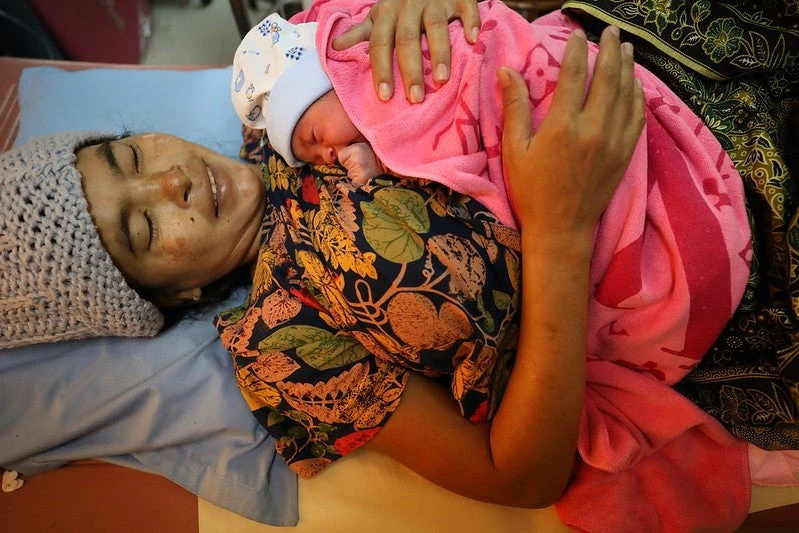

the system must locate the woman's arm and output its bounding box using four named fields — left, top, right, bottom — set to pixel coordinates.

left=368, top=26, right=645, bottom=508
